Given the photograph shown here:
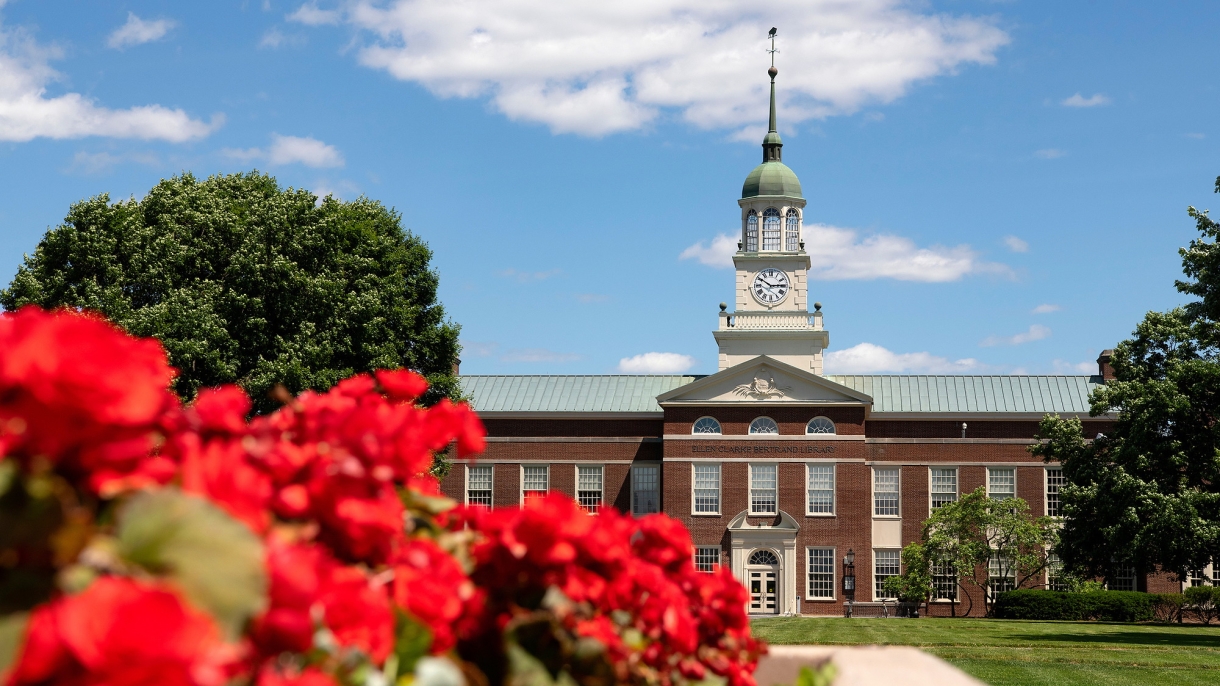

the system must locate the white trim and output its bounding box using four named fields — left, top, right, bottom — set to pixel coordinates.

left=465, top=463, right=494, bottom=509
left=520, top=463, right=549, bottom=503
left=928, top=466, right=959, bottom=515
left=987, top=466, right=1017, bottom=500
left=805, top=463, right=836, bottom=517
left=872, top=466, right=901, bottom=518
left=694, top=546, right=722, bottom=573
left=873, top=548, right=902, bottom=601
left=630, top=463, right=661, bottom=516
left=576, top=463, right=605, bottom=512
left=748, top=462, right=779, bottom=516
left=1044, top=466, right=1064, bottom=517
left=691, top=462, right=722, bottom=516
left=805, top=546, right=837, bottom=601
left=748, top=416, right=781, bottom=436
